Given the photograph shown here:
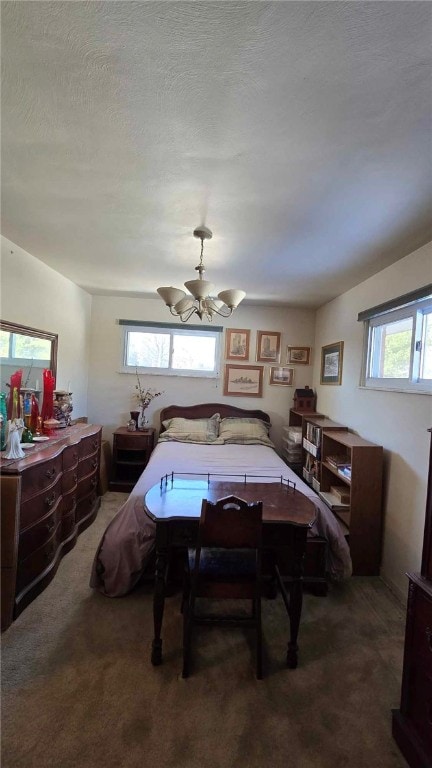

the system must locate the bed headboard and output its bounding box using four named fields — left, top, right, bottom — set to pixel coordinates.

left=159, top=403, right=271, bottom=431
